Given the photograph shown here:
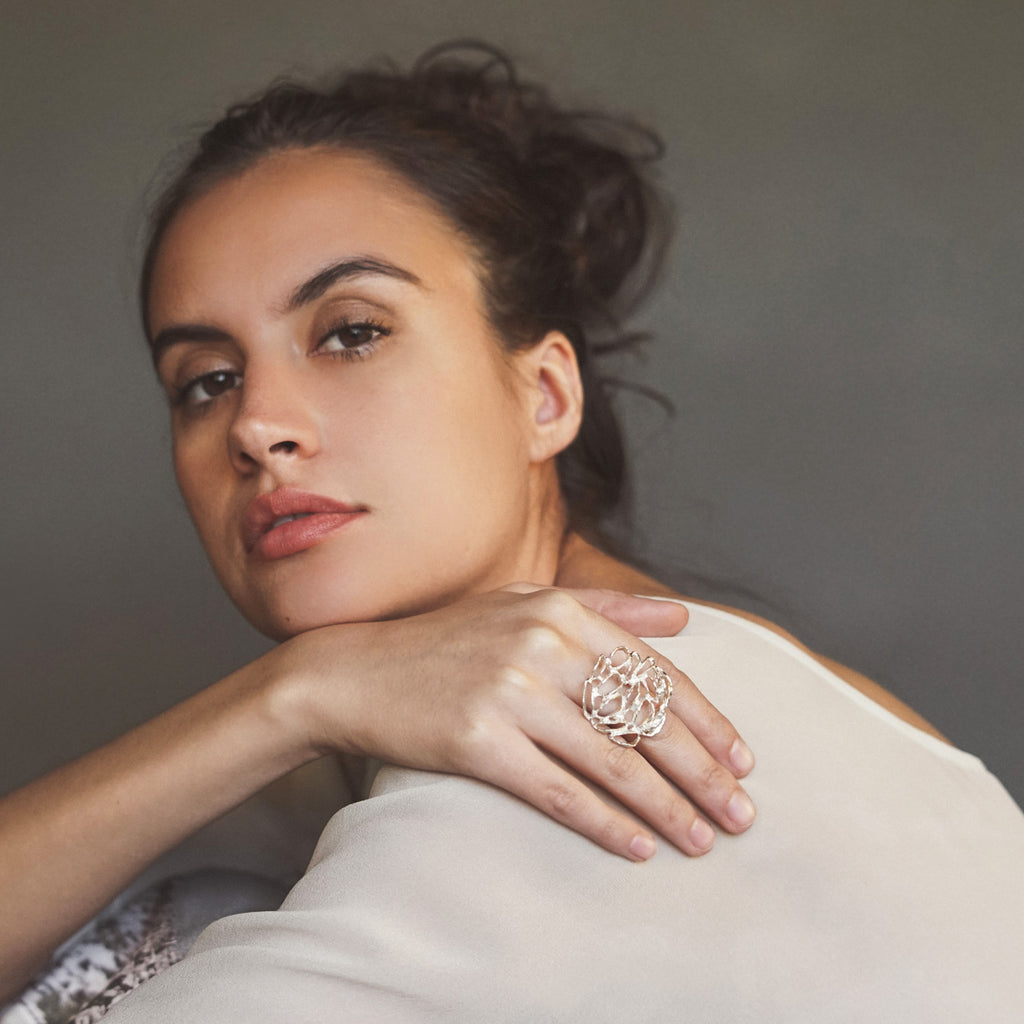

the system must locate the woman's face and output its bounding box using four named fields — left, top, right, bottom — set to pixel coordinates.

left=148, top=149, right=570, bottom=638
